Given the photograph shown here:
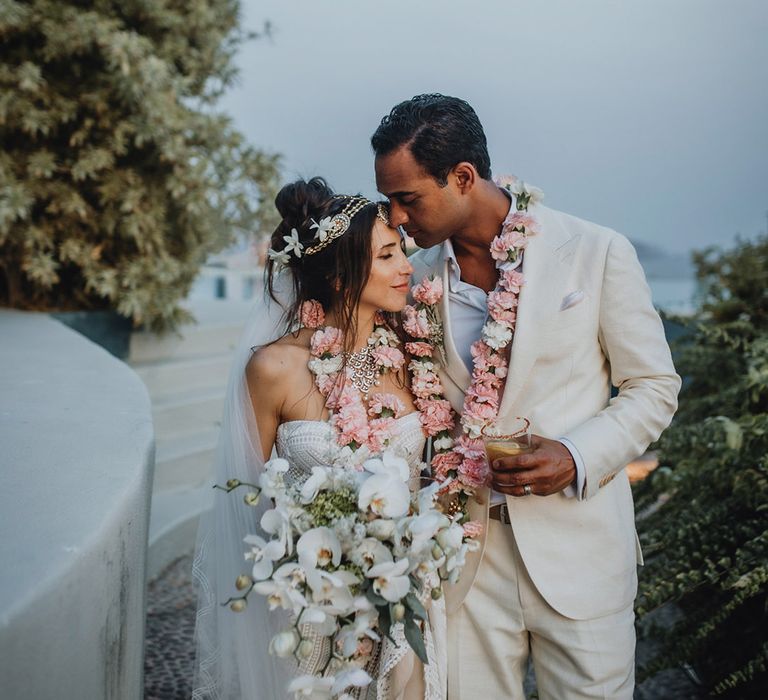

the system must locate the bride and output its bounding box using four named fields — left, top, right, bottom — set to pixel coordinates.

left=191, top=178, right=447, bottom=700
